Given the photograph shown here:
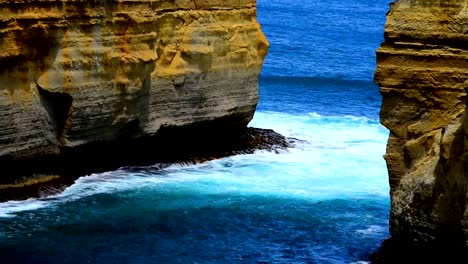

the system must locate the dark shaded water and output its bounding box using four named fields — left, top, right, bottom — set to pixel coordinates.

left=0, top=0, right=391, bottom=263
